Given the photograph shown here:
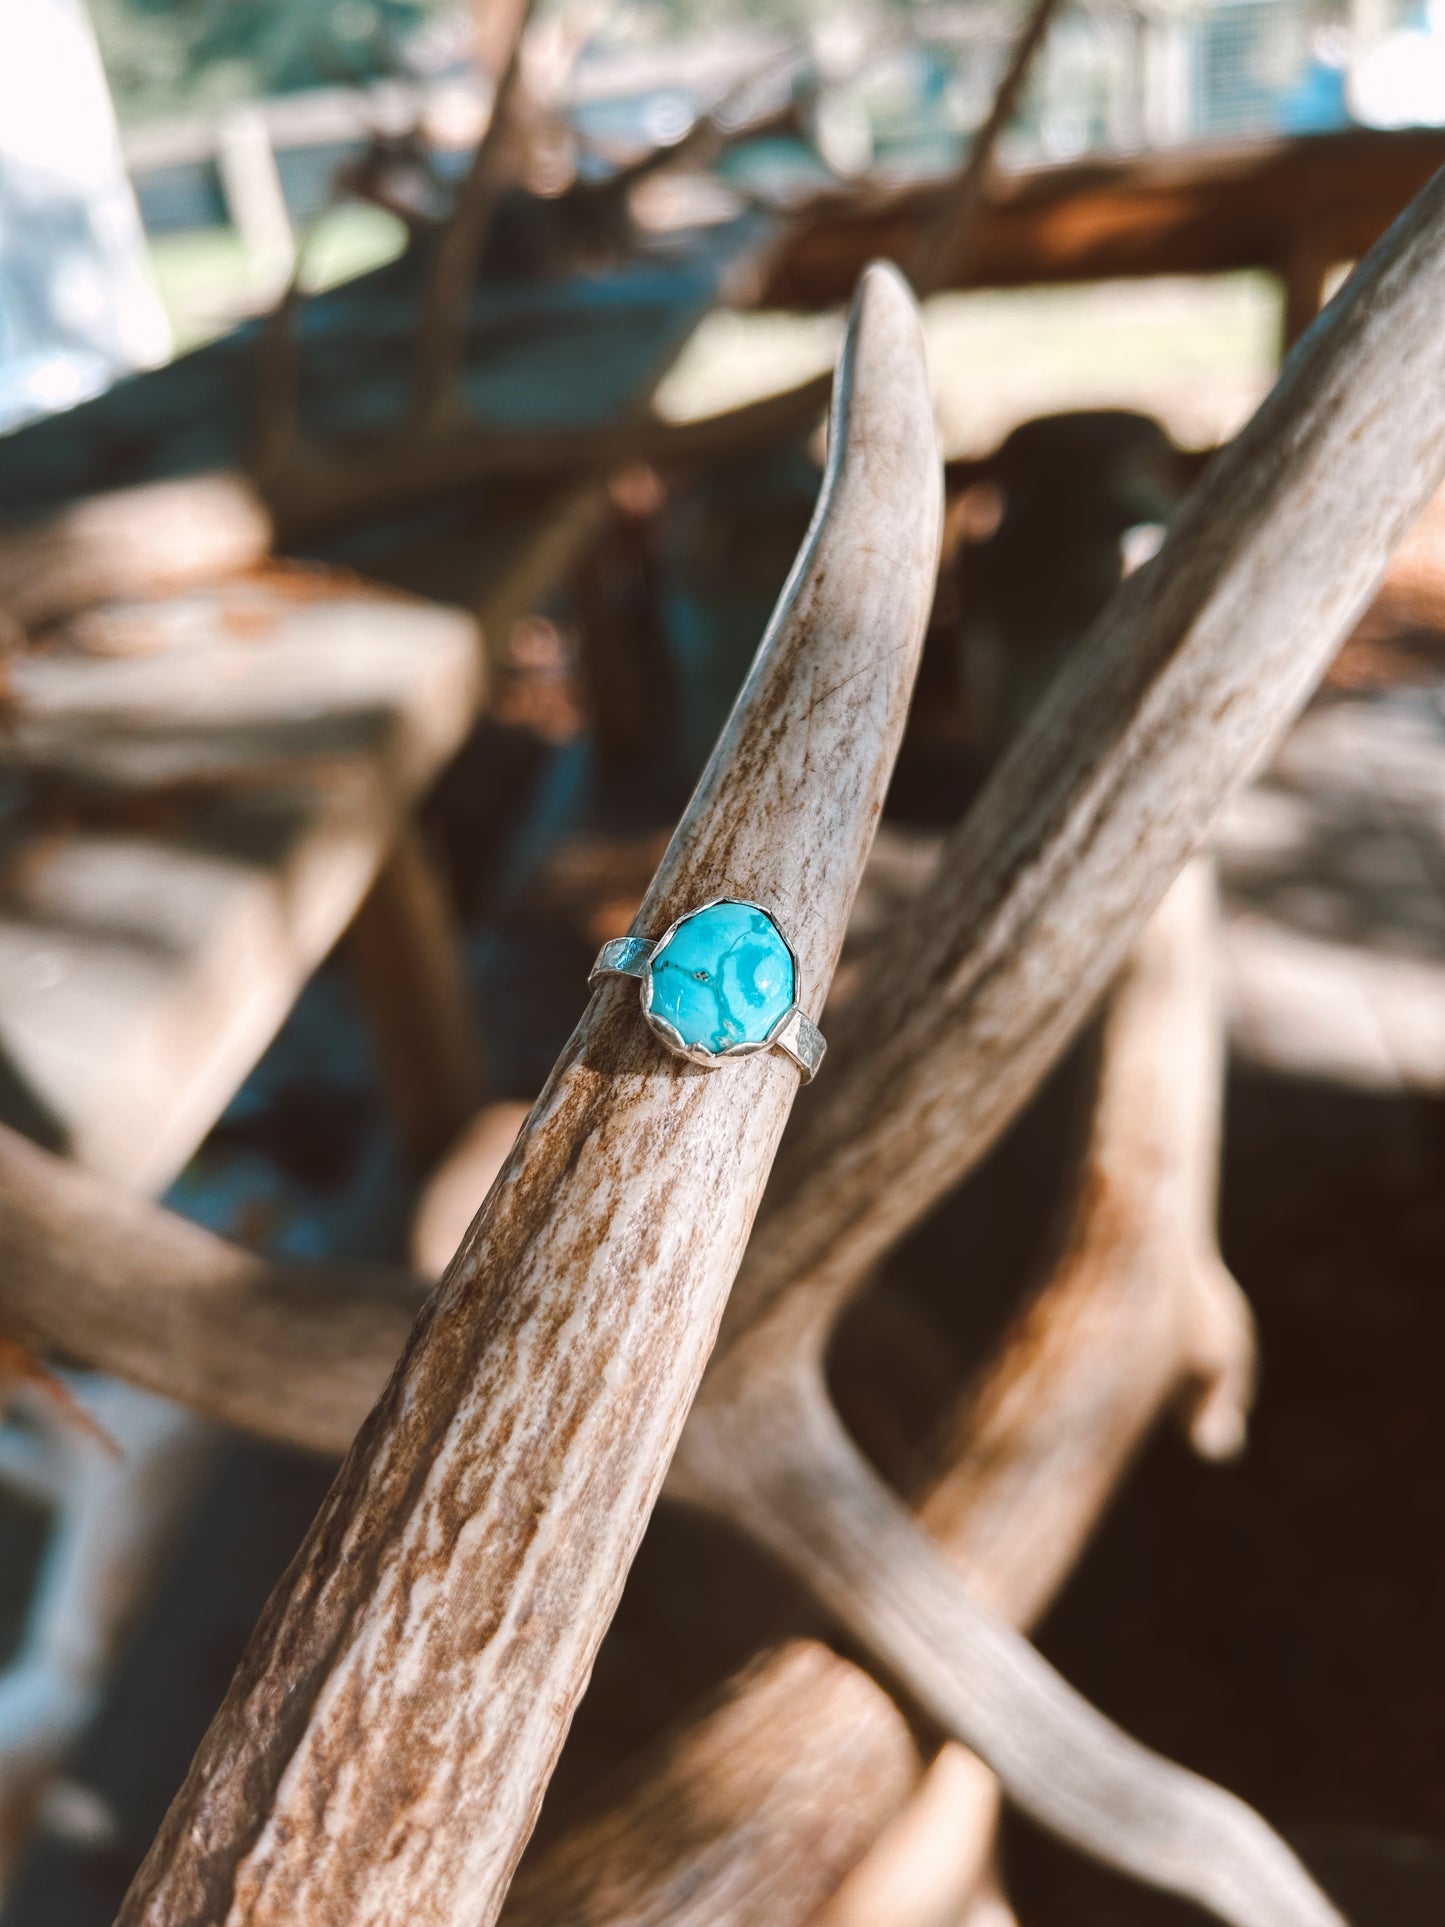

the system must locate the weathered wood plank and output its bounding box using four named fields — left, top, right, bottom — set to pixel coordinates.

left=0, top=234, right=768, bottom=530
left=345, top=825, right=483, bottom=1166
left=0, top=474, right=269, bottom=635
left=0, top=570, right=480, bottom=1190
left=1220, top=687, right=1445, bottom=1093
